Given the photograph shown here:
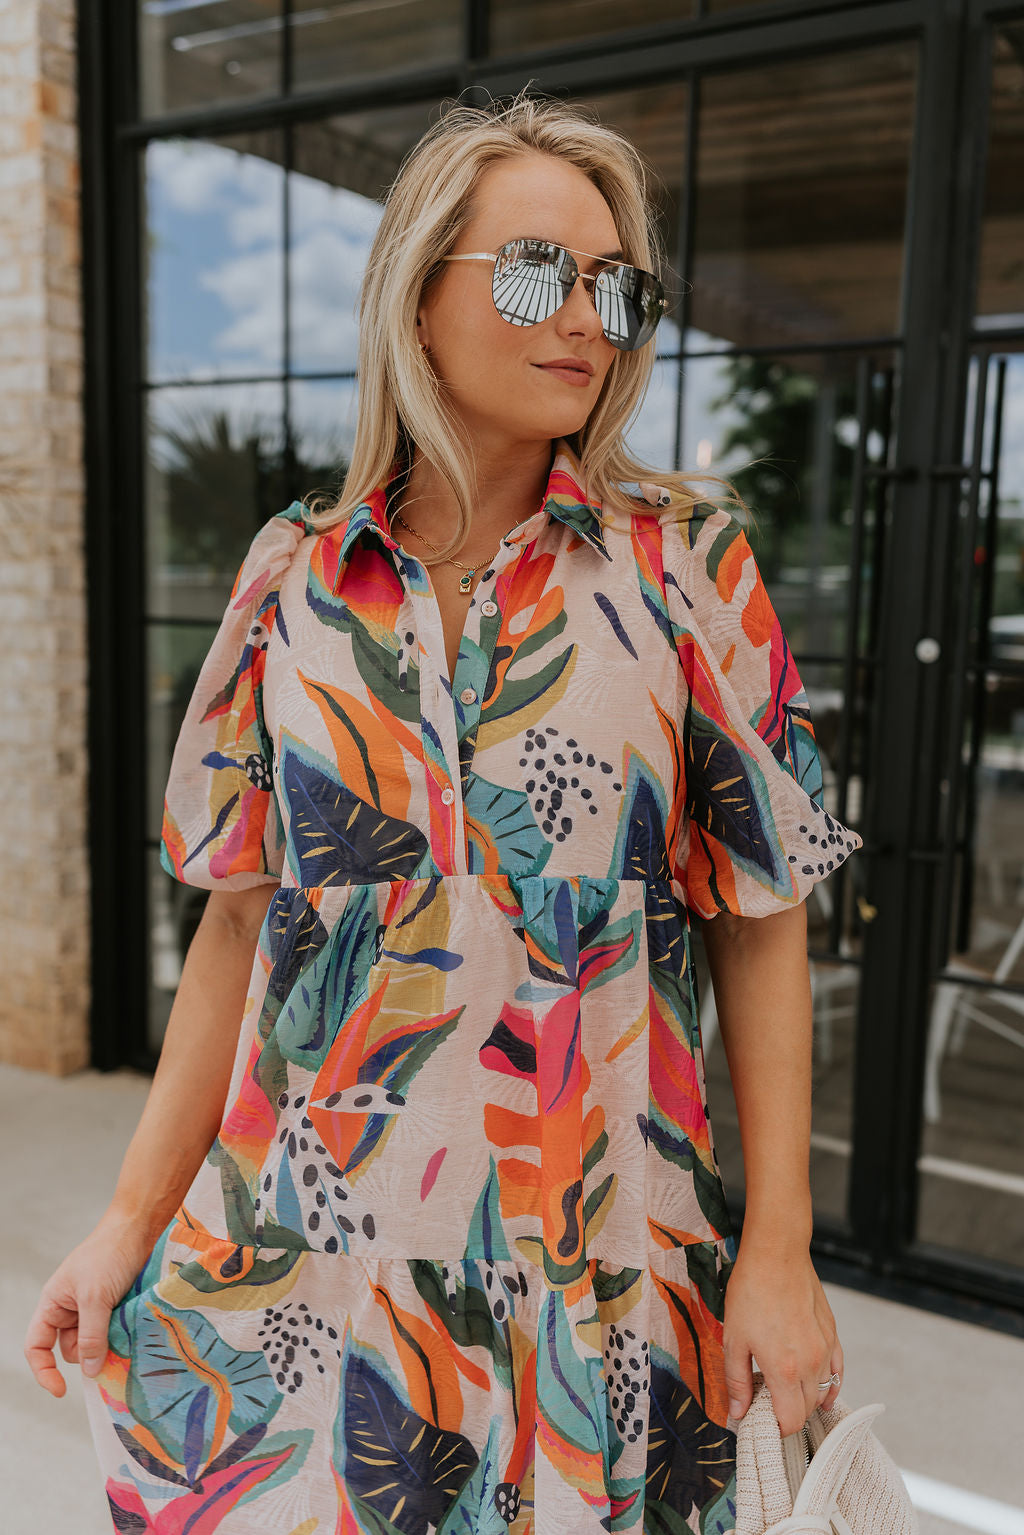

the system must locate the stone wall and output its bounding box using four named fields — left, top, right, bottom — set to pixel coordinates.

left=0, top=0, right=89, bottom=1073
